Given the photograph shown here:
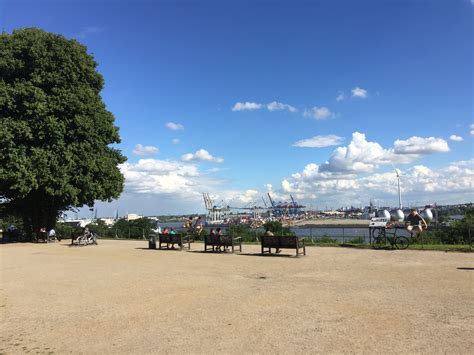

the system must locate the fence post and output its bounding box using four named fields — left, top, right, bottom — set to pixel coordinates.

left=469, top=228, right=472, bottom=250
